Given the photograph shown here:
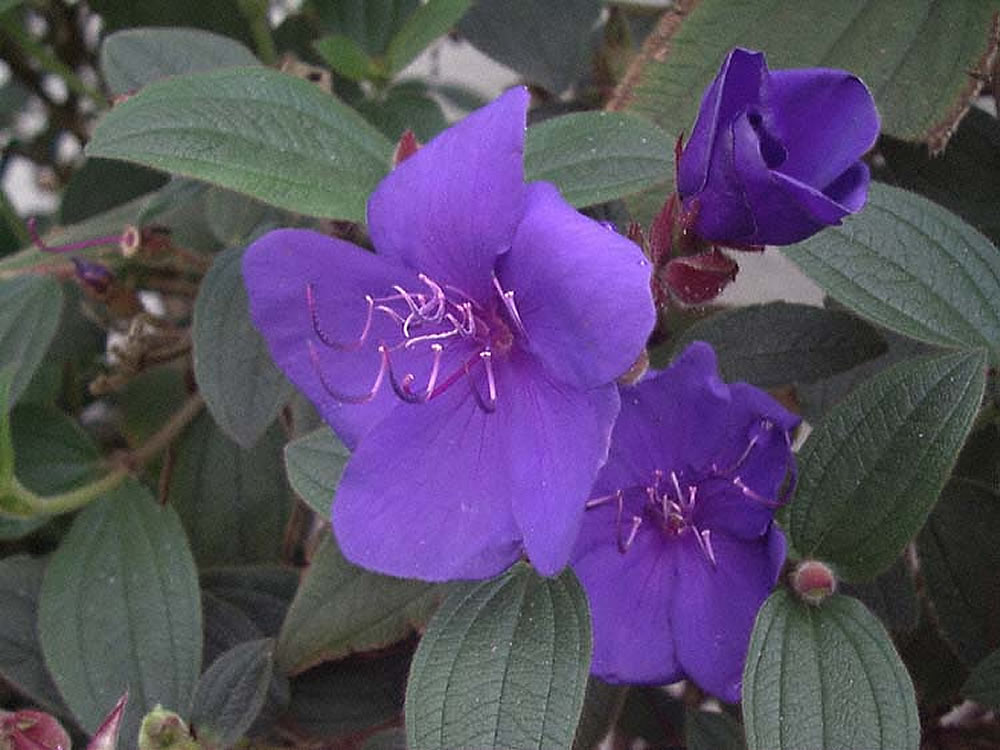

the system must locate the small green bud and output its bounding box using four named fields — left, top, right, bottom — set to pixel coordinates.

left=138, top=707, right=197, bottom=750
left=791, top=559, right=838, bottom=605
